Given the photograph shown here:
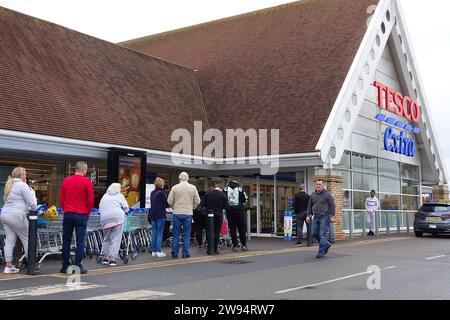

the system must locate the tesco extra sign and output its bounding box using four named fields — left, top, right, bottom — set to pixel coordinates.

left=374, top=81, right=421, bottom=122
left=373, top=81, right=421, bottom=158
